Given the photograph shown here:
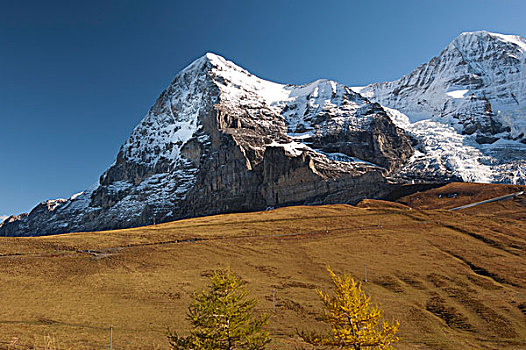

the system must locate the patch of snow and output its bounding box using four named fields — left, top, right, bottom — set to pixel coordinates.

left=445, top=89, right=469, bottom=99
left=385, top=108, right=526, bottom=183
left=69, top=192, right=84, bottom=200
left=495, top=108, right=526, bottom=140
left=42, top=199, right=68, bottom=212
left=408, top=120, right=493, bottom=182
left=206, top=52, right=289, bottom=111
left=283, top=79, right=373, bottom=135
left=350, top=86, right=367, bottom=94
left=288, top=132, right=314, bottom=140
left=268, top=141, right=311, bottom=157
left=383, top=107, right=411, bottom=128
left=315, top=150, right=379, bottom=167
left=461, top=31, right=526, bottom=53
